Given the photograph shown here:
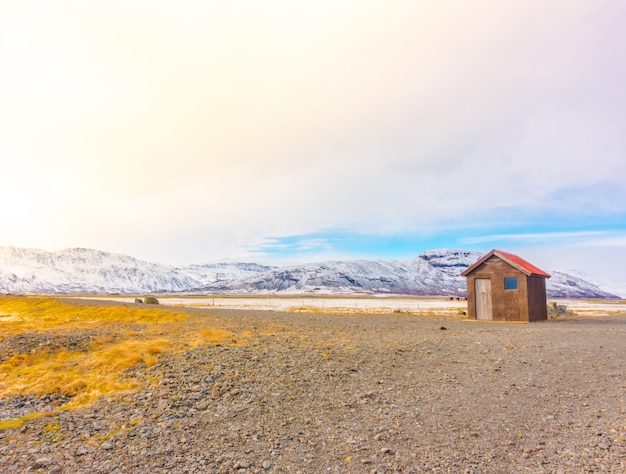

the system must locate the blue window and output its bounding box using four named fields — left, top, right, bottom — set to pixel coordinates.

left=504, top=277, right=518, bottom=290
